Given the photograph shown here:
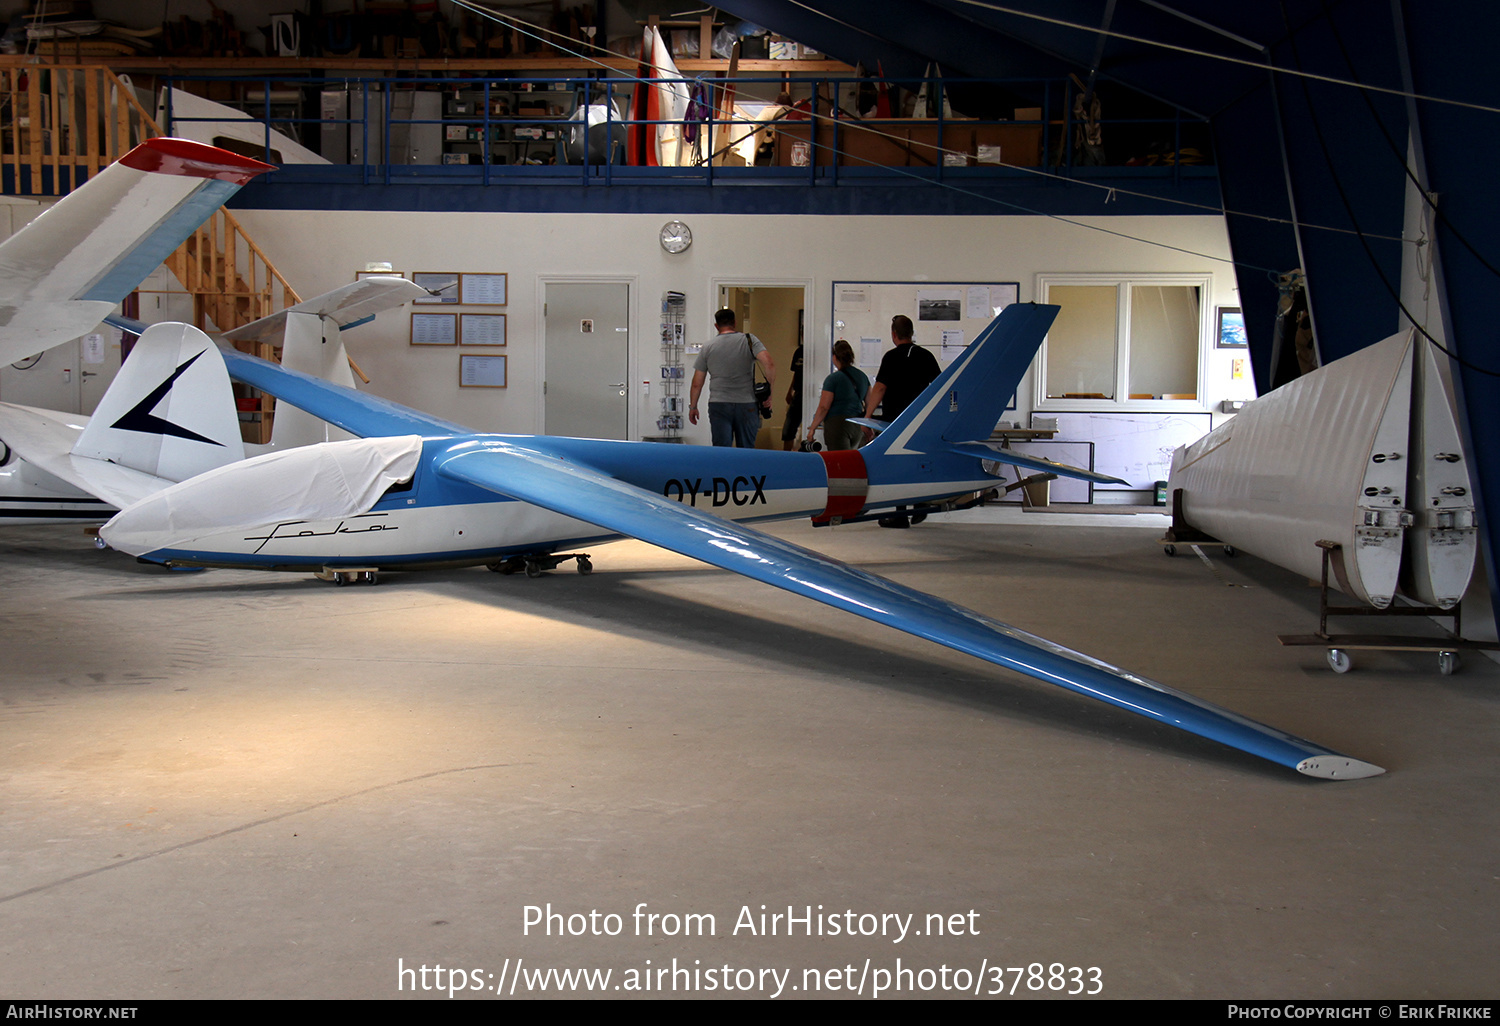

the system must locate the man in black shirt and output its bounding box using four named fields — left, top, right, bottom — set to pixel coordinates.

left=864, top=315, right=940, bottom=527
left=864, top=314, right=940, bottom=424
